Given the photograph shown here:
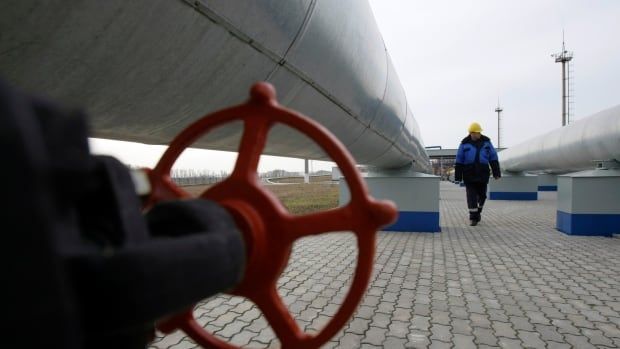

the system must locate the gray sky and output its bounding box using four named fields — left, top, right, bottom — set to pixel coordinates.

left=93, top=1, right=620, bottom=171
left=368, top=0, right=620, bottom=149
